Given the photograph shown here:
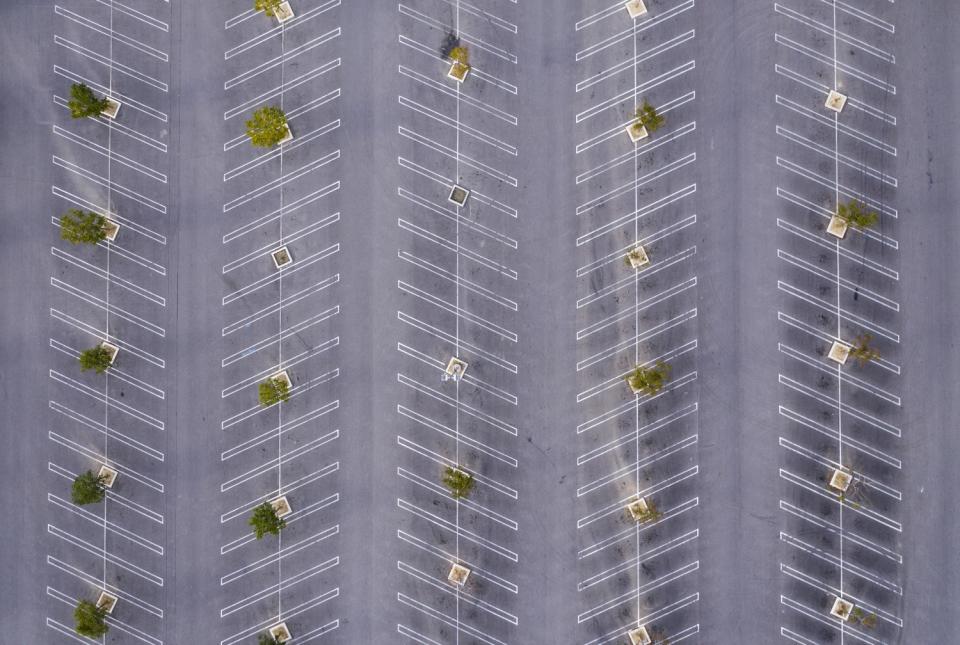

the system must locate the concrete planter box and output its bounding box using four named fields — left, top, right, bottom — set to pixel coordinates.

left=269, top=622, right=292, bottom=643
left=448, top=563, right=471, bottom=586
left=448, top=184, right=470, bottom=207
left=830, top=597, right=854, bottom=621
left=271, top=246, right=292, bottom=269
left=624, top=0, right=648, bottom=18
left=625, top=123, right=649, bottom=143
left=271, top=495, right=292, bottom=518
left=626, top=497, right=649, bottom=521
left=277, top=123, right=293, bottom=145
left=102, top=219, right=120, bottom=242
left=100, top=341, right=119, bottom=365
left=628, top=626, right=652, bottom=645
left=101, top=98, right=121, bottom=119
left=272, top=370, right=291, bottom=390
left=825, top=90, right=847, bottom=113
left=827, top=215, right=848, bottom=239
left=98, top=464, right=118, bottom=489
left=445, top=357, right=468, bottom=381
left=828, top=341, right=850, bottom=365
left=275, top=1, right=295, bottom=23
left=829, top=469, right=851, bottom=492
left=447, top=61, right=470, bottom=83
left=627, top=246, right=650, bottom=268
left=97, top=590, right=118, bottom=615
